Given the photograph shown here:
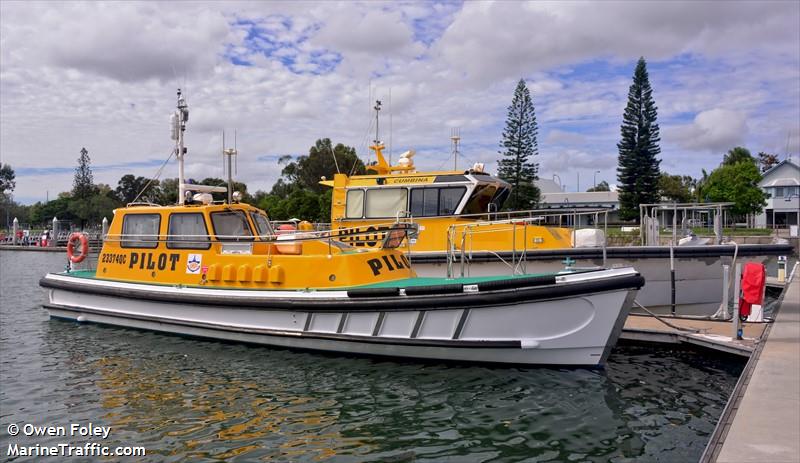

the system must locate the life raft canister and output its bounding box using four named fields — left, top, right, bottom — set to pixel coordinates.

left=738, top=262, right=766, bottom=321
left=67, top=232, right=90, bottom=263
